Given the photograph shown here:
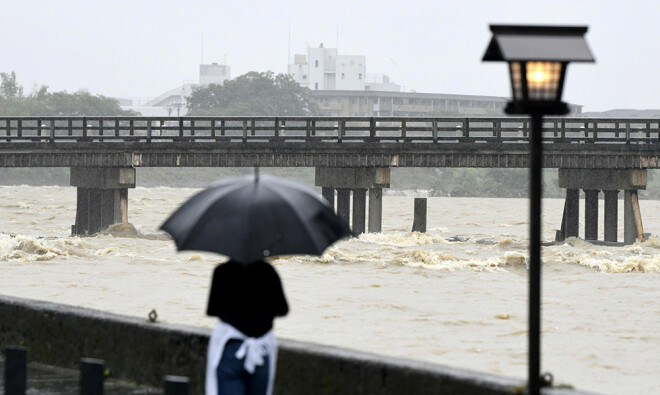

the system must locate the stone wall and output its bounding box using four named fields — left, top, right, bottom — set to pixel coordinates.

left=0, top=295, right=592, bottom=394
